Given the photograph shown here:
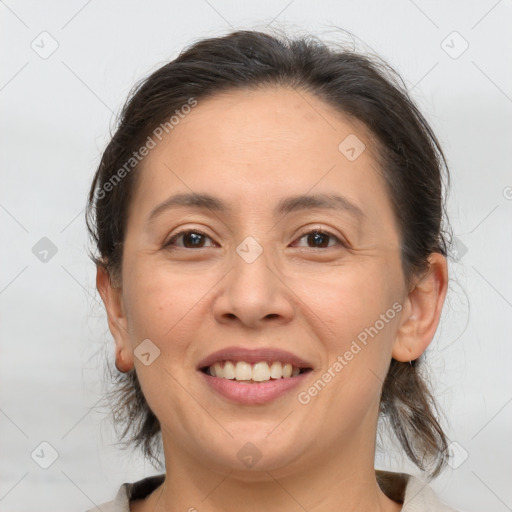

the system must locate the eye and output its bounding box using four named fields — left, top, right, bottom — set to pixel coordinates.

left=291, top=228, right=346, bottom=249
left=163, top=229, right=216, bottom=249
left=163, top=228, right=347, bottom=250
